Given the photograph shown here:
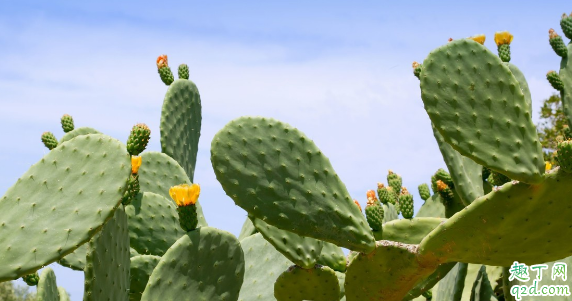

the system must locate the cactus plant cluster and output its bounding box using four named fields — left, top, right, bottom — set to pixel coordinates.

left=3, top=12, right=572, bottom=301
